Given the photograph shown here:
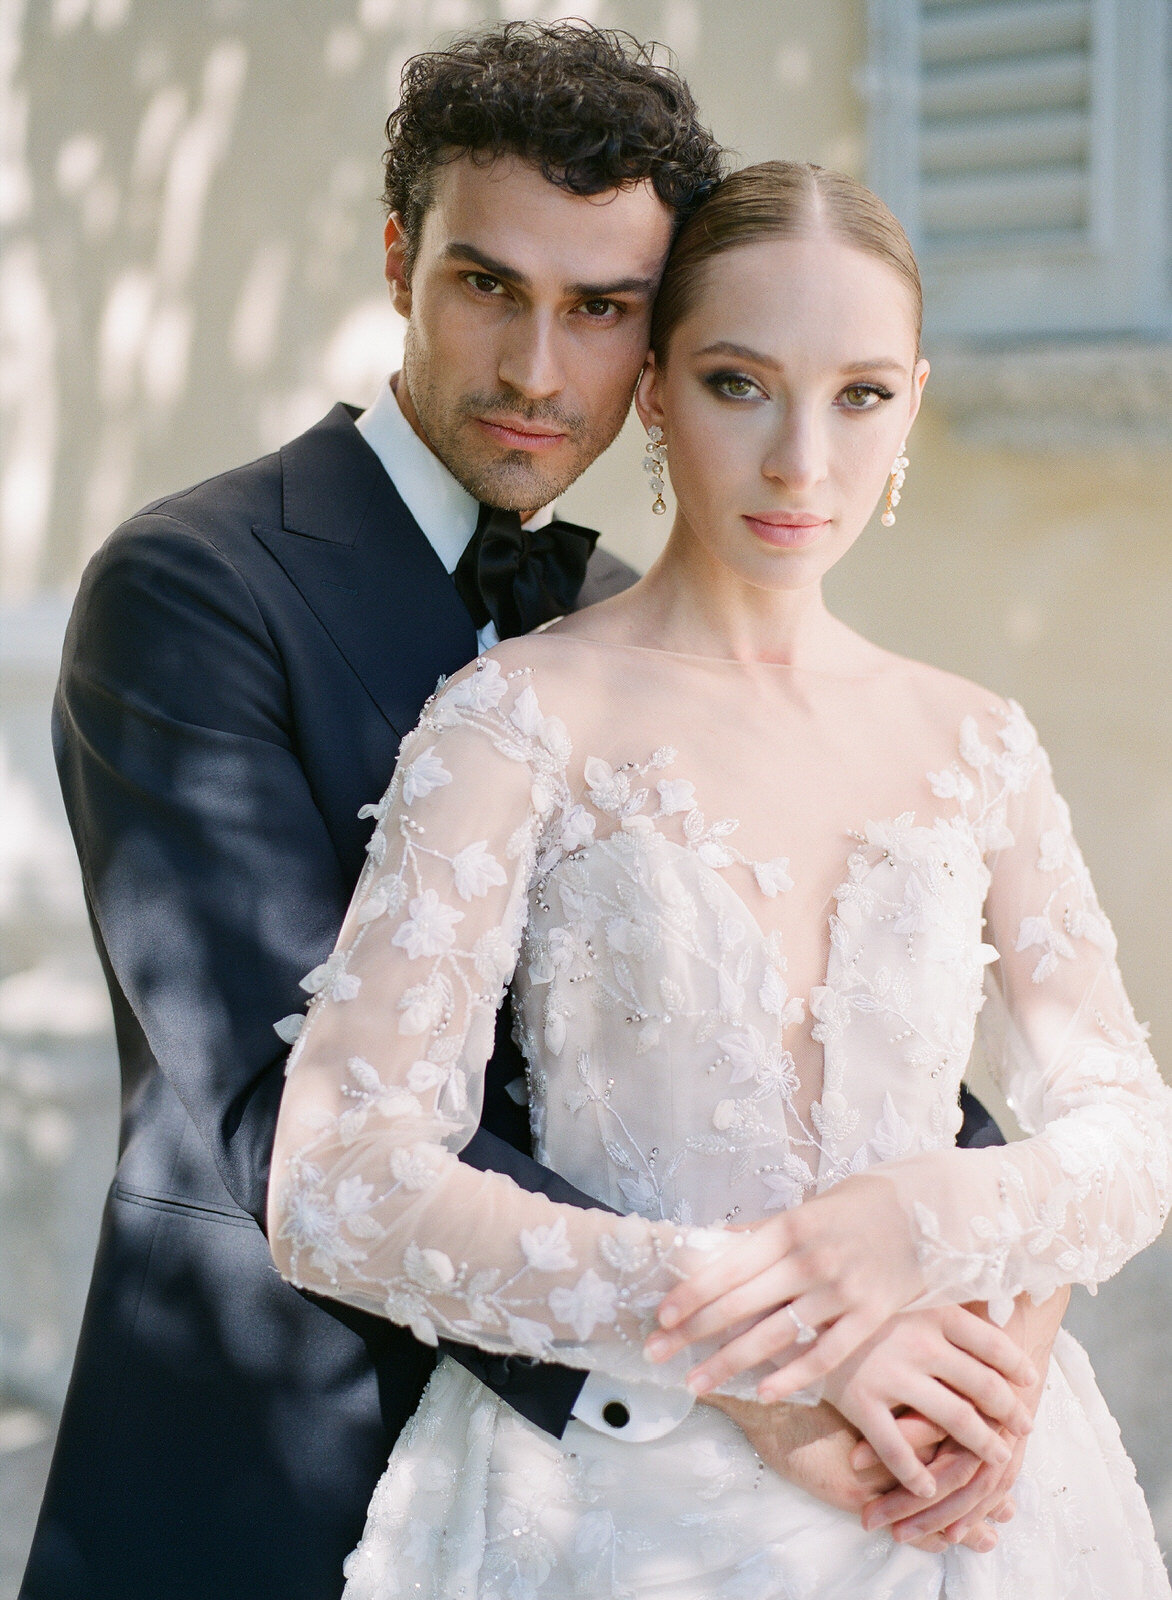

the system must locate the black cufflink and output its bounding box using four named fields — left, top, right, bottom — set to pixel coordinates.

left=602, top=1400, right=630, bottom=1429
